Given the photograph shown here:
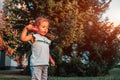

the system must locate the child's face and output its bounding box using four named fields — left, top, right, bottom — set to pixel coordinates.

left=37, top=21, right=49, bottom=36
